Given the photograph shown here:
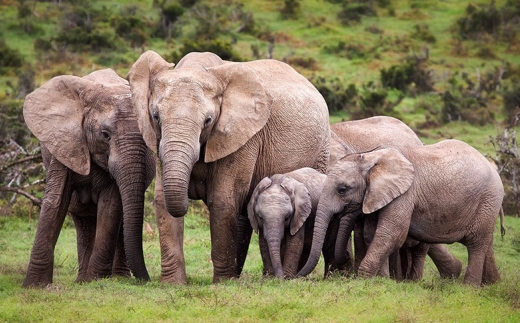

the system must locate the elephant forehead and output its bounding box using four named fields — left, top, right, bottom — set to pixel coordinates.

left=329, top=159, right=359, bottom=176
left=154, top=70, right=222, bottom=94
left=258, top=187, right=291, bottom=204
